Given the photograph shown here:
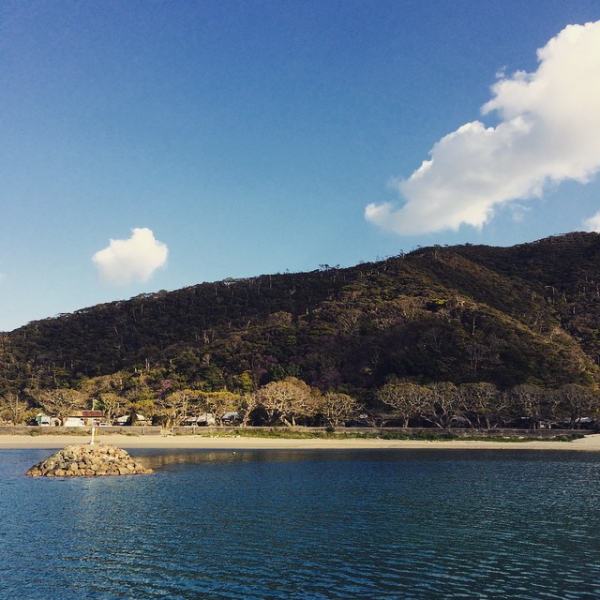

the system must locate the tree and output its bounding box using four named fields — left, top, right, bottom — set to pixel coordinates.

left=237, top=393, right=260, bottom=427
left=98, top=392, right=126, bottom=423
left=157, top=390, right=196, bottom=428
left=125, top=374, right=156, bottom=406
left=30, top=388, right=88, bottom=422
left=507, top=384, right=548, bottom=429
left=256, top=377, right=319, bottom=426
left=425, top=382, right=459, bottom=428
left=376, top=382, right=432, bottom=428
left=555, top=384, right=600, bottom=428
left=80, top=373, right=125, bottom=397
left=233, top=371, right=255, bottom=394
left=128, top=399, right=157, bottom=425
left=0, top=392, right=31, bottom=424
left=201, top=391, right=241, bottom=426
left=321, top=392, right=362, bottom=427
left=458, top=382, right=503, bottom=429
